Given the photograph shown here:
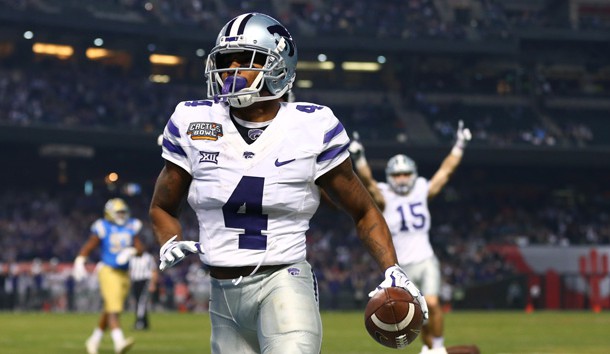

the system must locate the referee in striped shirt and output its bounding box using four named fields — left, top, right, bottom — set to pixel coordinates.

left=129, top=251, right=158, bottom=330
